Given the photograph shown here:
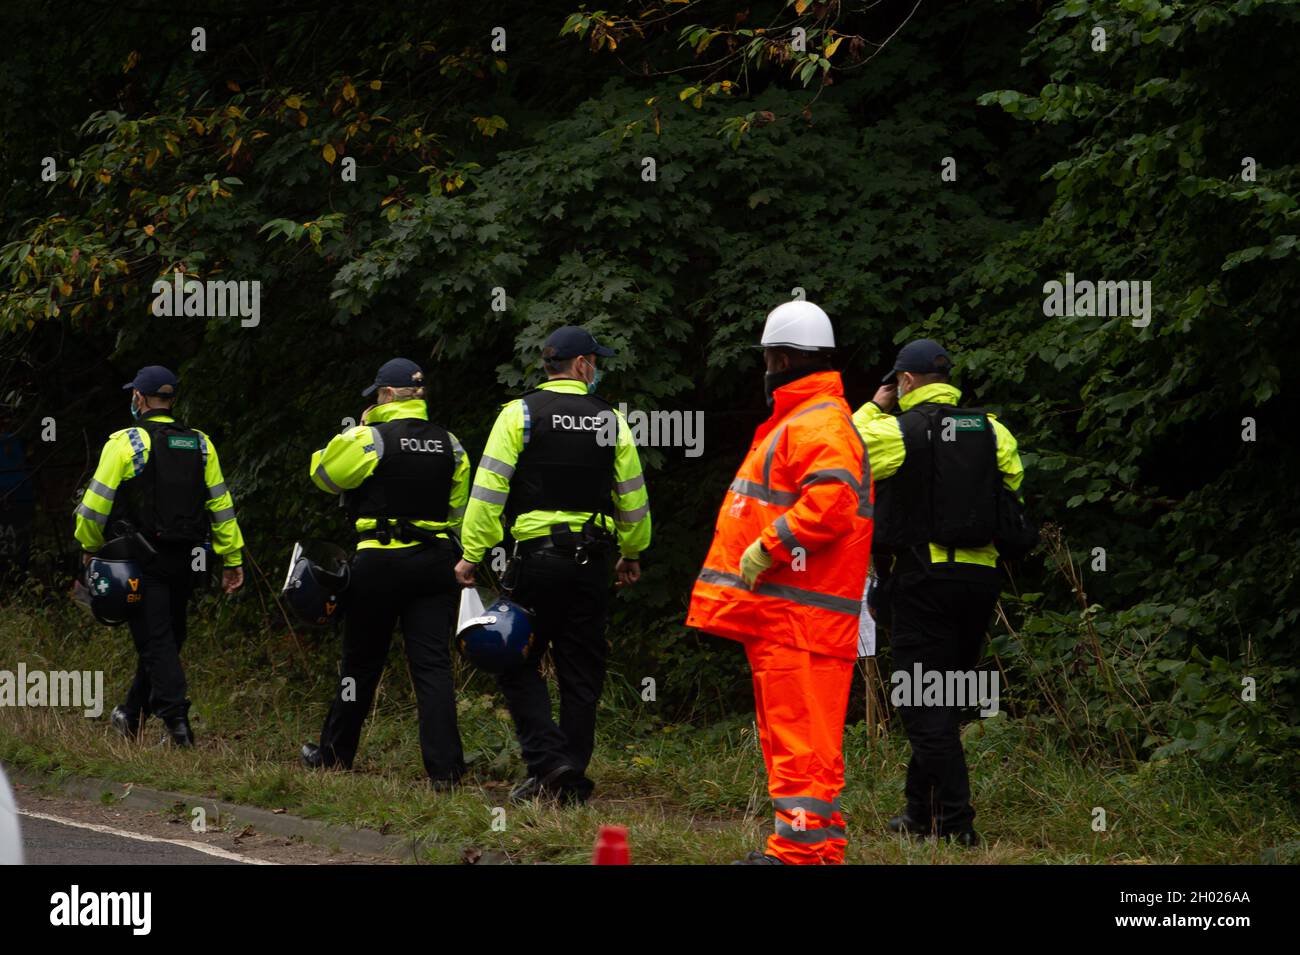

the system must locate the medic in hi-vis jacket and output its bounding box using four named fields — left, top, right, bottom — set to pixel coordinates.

left=75, top=365, right=245, bottom=747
